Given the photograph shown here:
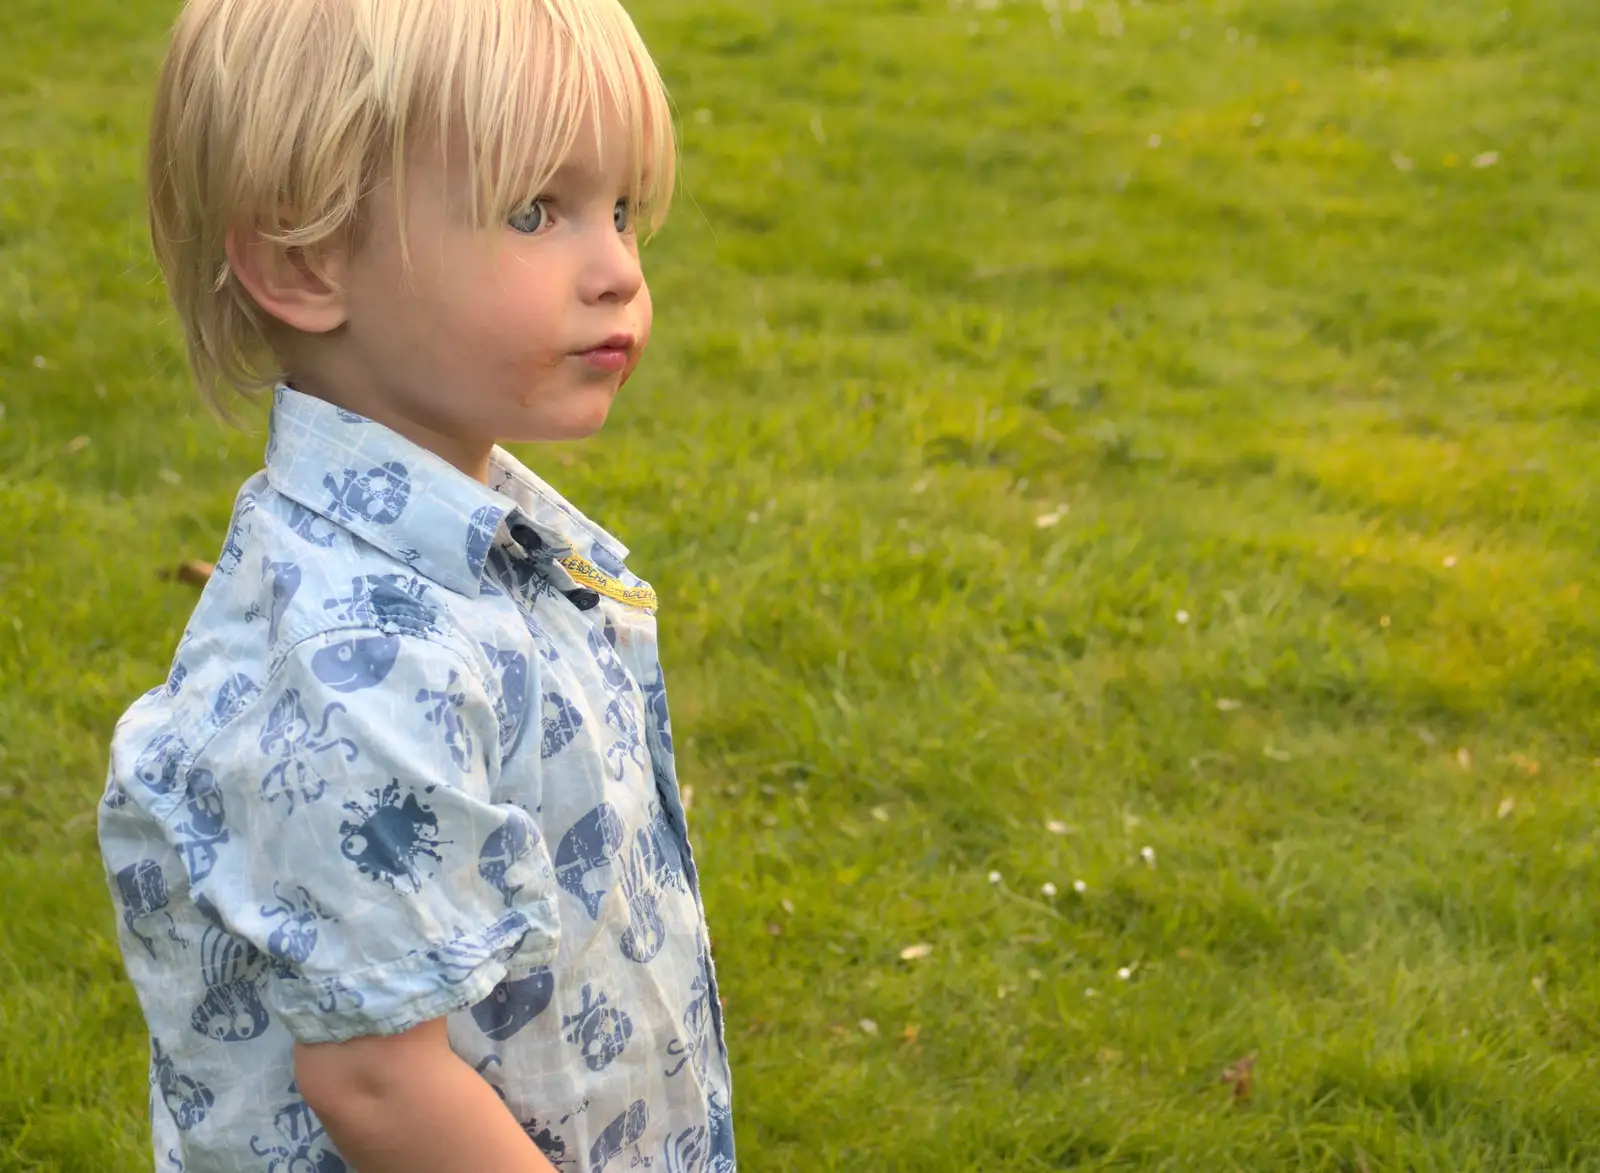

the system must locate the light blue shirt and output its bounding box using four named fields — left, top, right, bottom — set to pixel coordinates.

left=99, top=385, right=734, bottom=1173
